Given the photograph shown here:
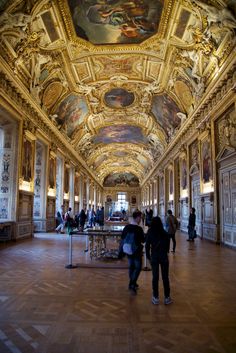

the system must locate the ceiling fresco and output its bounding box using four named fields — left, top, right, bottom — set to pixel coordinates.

left=1, top=0, right=236, bottom=186
left=92, top=125, right=147, bottom=145
left=104, top=173, right=139, bottom=187
left=151, top=94, right=182, bottom=136
left=68, top=0, right=164, bottom=45
left=104, top=88, right=135, bottom=108
left=55, top=94, right=89, bottom=137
